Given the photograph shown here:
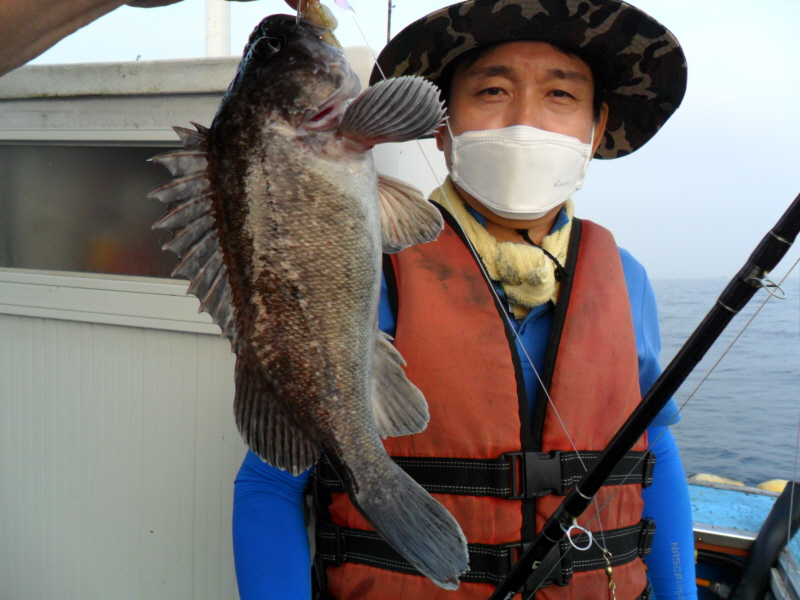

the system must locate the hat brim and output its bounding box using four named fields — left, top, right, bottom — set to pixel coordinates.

left=370, top=0, right=687, bottom=159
